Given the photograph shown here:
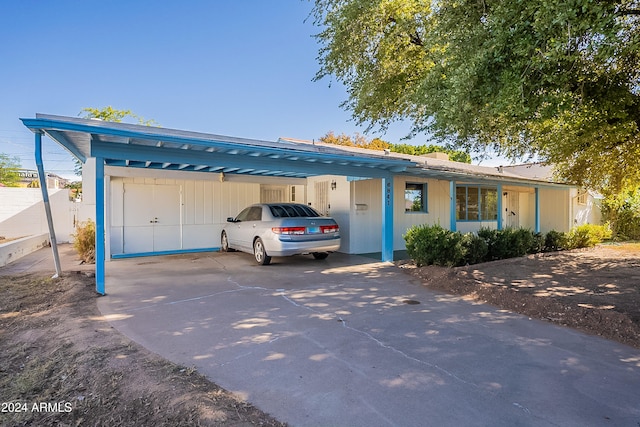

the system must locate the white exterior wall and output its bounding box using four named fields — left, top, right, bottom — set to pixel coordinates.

left=539, top=187, right=571, bottom=232
left=350, top=178, right=383, bottom=254
left=393, top=176, right=451, bottom=249
left=306, top=175, right=351, bottom=253
left=80, top=159, right=578, bottom=257
left=309, top=175, right=453, bottom=254
left=108, top=173, right=260, bottom=255
left=0, top=187, right=77, bottom=242
left=570, top=189, right=602, bottom=226
left=456, top=221, right=497, bottom=234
